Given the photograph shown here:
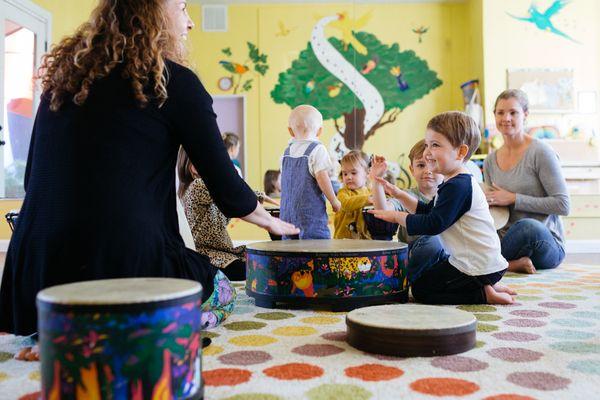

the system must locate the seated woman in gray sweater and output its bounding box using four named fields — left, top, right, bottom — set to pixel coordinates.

left=484, top=89, right=570, bottom=274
